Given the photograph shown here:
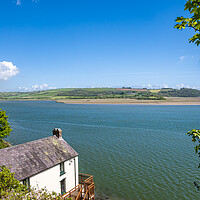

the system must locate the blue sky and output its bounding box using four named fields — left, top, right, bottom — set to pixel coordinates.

left=0, top=0, right=199, bottom=91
